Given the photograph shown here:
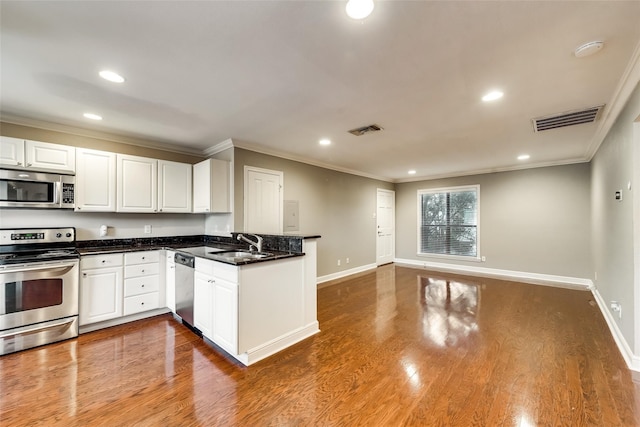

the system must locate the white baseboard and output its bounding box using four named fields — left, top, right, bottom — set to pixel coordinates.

left=317, top=263, right=377, bottom=284
left=79, top=308, right=170, bottom=334
left=591, top=288, right=640, bottom=372
left=209, top=322, right=320, bottom=366
left=394, top=258, right=593, bottom=290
